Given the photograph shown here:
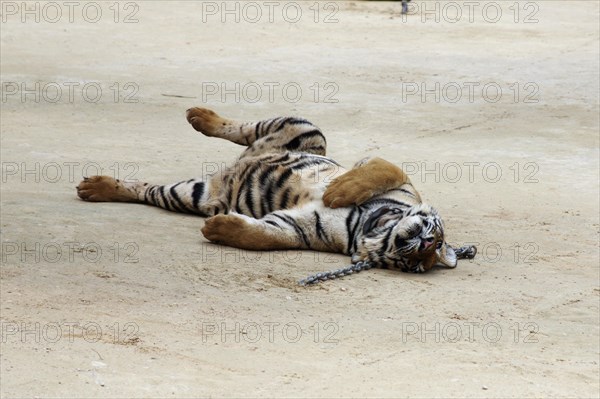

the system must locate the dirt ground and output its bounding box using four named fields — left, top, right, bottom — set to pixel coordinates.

left=1, top=1, right=599, bottom=397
